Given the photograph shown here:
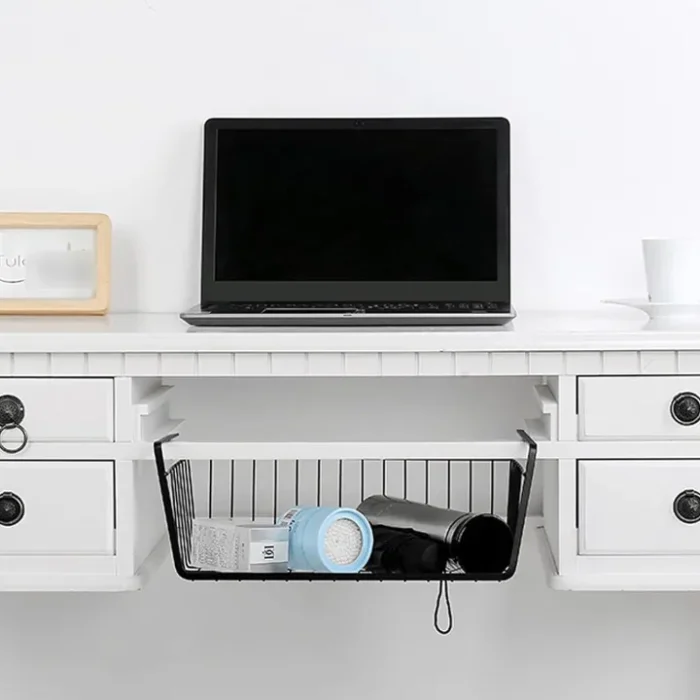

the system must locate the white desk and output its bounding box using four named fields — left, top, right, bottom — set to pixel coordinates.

left=1, top=309, right=699, bottom=591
